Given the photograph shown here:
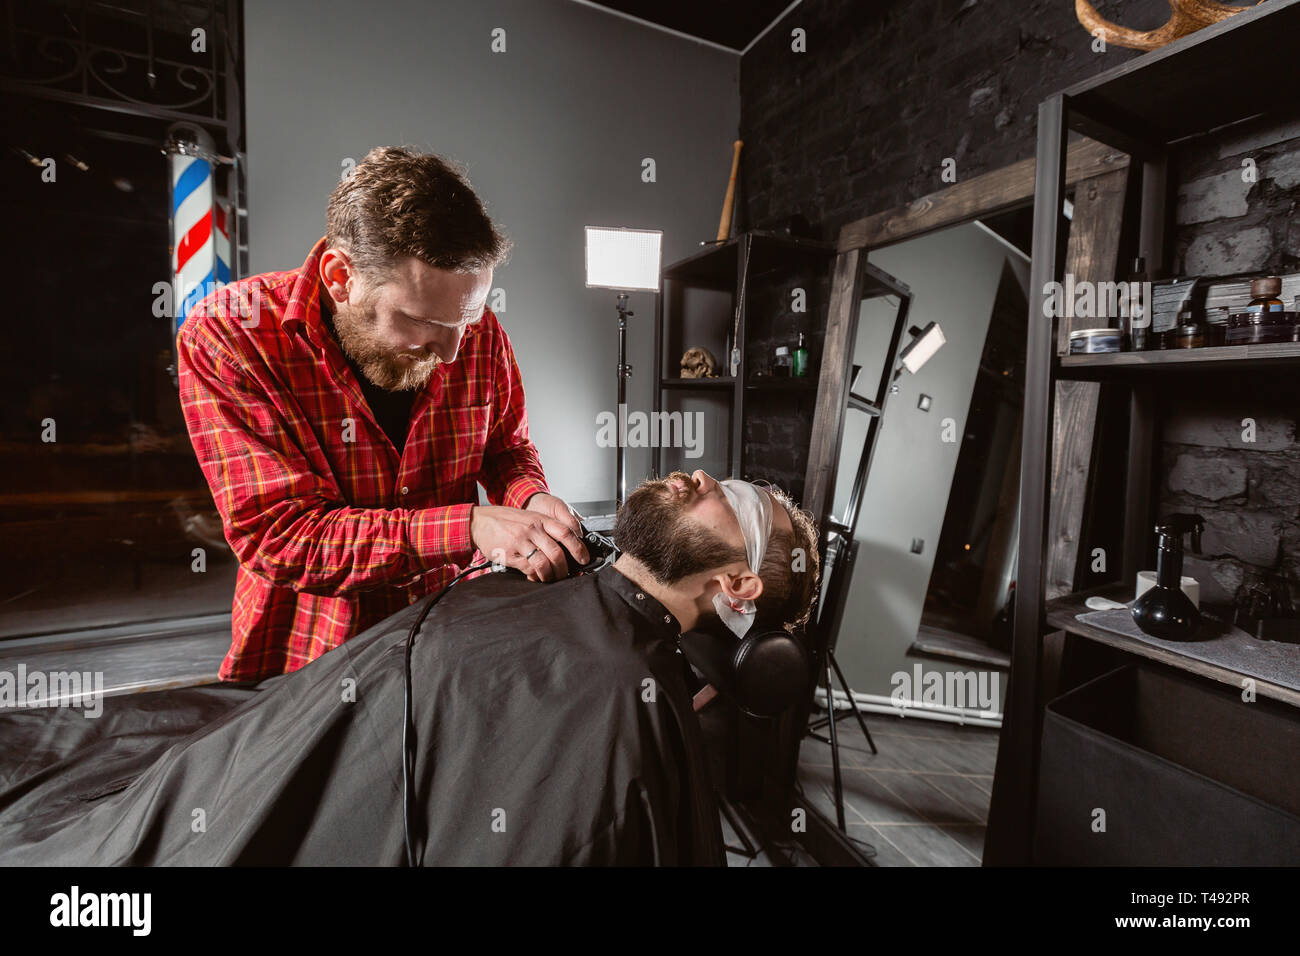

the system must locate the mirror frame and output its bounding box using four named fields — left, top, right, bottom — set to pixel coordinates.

left=773, top=137, right=1131, bottom=865
left=802, top=137, right=1129, bottom=524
